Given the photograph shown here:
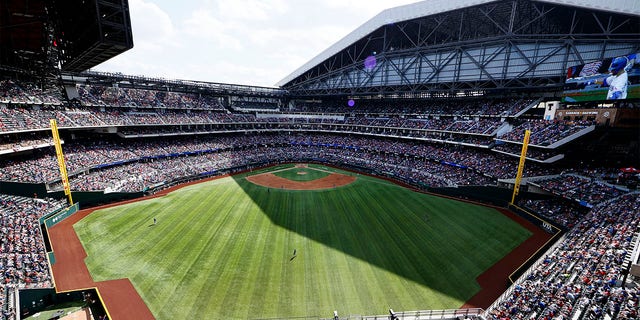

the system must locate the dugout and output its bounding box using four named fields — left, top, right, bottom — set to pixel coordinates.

left=17, top=288, right=107, bottom=320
